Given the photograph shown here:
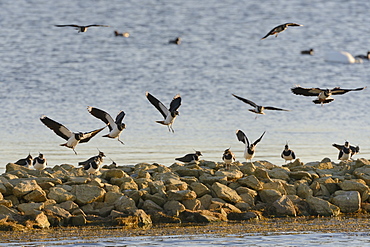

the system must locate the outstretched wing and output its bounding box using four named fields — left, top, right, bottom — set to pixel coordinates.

left=232, top=94, right=258, bottom=108
left=236, top=129, right=249, bottom=146
left=87, top=106, right=114, bottom=131
left=115, top=111, right=125, bottom=124
left=261, top=25, right=282, bottom=39
left=330, top=87, right=366, bottom=95
left=291, top=87, right=323, bottom=96
left=40, top=115, right=72, bottom=141
left=332, top=143, right=344, bottom=151
left=85, top=24, right=110, bottom=28
left=253, top=131, right=266, bottom=146
left=54, top=24, right=80, bottom=27
left=146, top=92, right=169, bottom=119
left=285, top=23, right=303, bottom=27
left=169, top=94, right=181, bottom=112
left=79, top=126, right=106, bottom=143
left=264, top=106, right=290, bottom=111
